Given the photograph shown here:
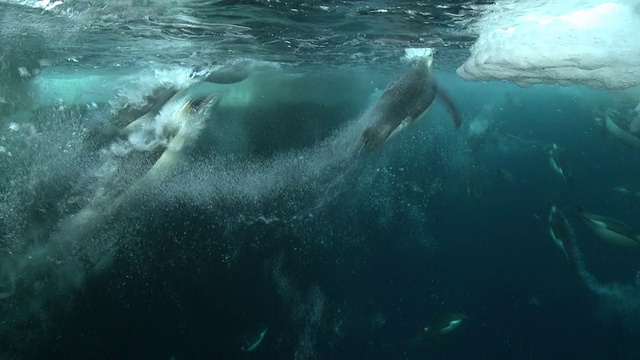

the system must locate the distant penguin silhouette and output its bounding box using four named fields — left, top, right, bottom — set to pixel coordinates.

left=201, top=60, right=253, bottom=84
